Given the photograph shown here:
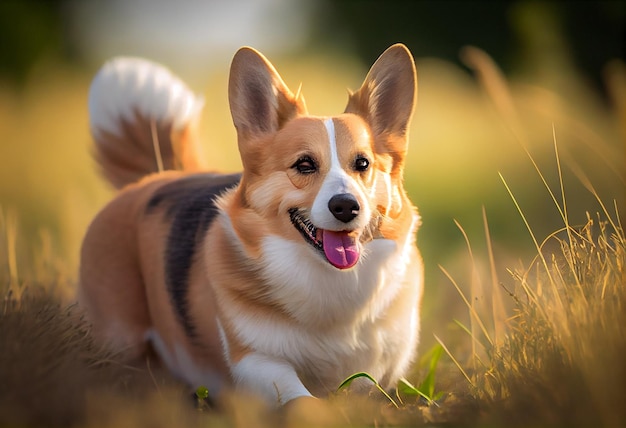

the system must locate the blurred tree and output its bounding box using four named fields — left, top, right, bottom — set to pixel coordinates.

left=1, top=0, right=622, bottom=95
left=0, top=0, right=63, bottom=86
left=561, top=1, right=625, bottom=78
left=316, top=1, right=516, bottom=66
left=314, top=0, right=624, bottom=98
